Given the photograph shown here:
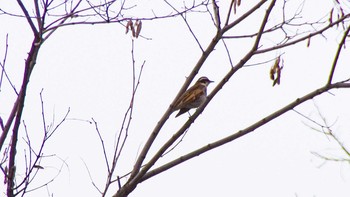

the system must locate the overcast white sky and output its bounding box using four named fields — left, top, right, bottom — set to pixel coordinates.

left=1, top=0, right=350, bottom=197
